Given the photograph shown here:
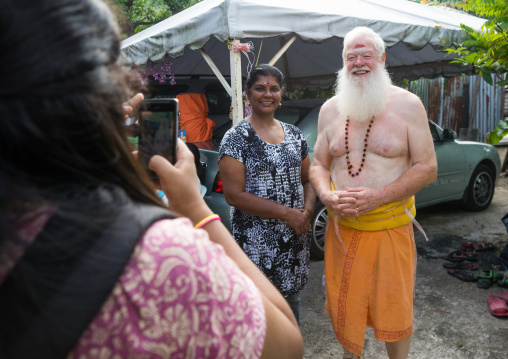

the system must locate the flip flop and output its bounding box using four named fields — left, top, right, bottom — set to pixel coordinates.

left=447, top=269, right=477, bottom=282
left=445, top=249, right=478, bottom=263
left=487, top=295, right=508, bottom=317
left=498, top=277, right=508, bottom=289
left=443, top=260, right=479, bottom=270
left=468, top=241, right=497, bottom=252
left=498, top=291, right=508, bottom=302
left=462, top=243, right=478, bottom=253
left=477, top=269, right=504, bottom=289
